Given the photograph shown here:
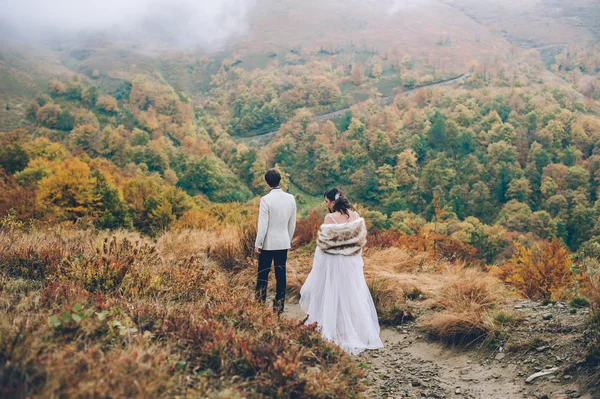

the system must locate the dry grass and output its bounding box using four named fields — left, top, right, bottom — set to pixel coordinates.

left=205, top=222, right=258, bottom=272
left=0, top=227, right=365, bottom=398
left=155, top=228, right=220, bottom=261
left=285, top=255, right=314, bottom=299
left=367, top=277, right=414, bottom=326
left=421, top=267, right=509, bottom=345
left=364, top=247, right=437, bottom=274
